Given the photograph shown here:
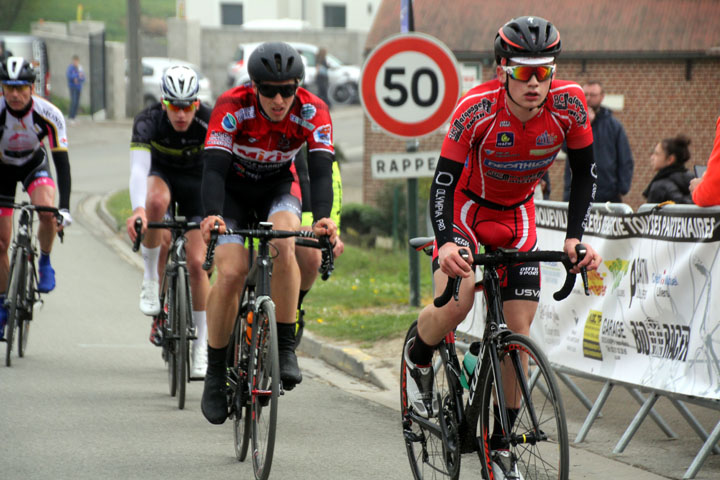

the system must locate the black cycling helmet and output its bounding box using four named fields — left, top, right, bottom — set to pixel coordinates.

left=494, top=16, right=561, bottom=65
left=0, top=56, right=36, bottom=85
left=247, top=42, right=304, bottom=84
